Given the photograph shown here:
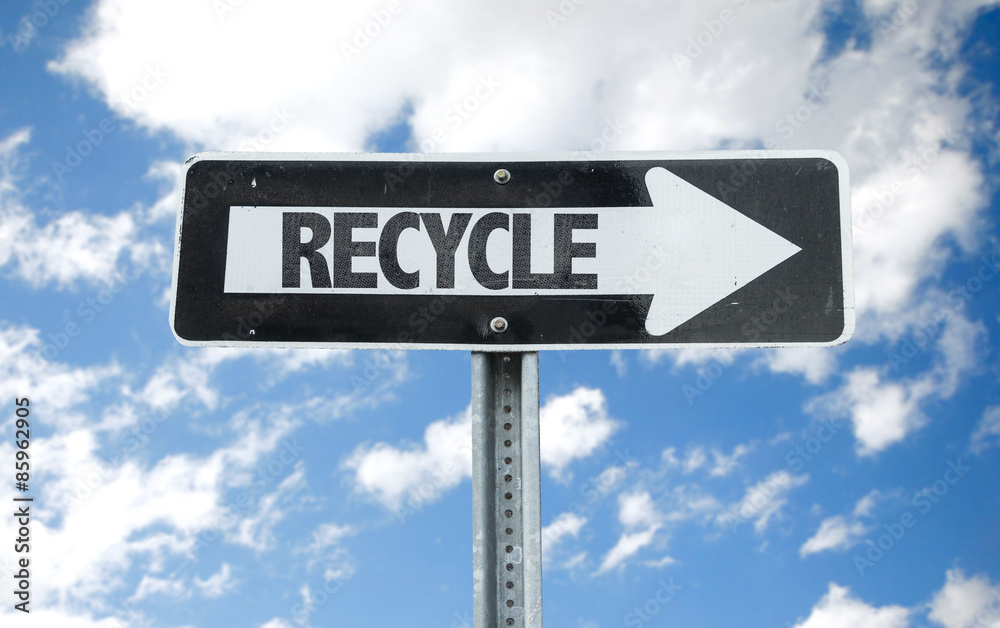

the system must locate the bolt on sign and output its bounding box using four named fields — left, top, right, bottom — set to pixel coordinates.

left=170, top=151, right=853, bottom=350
